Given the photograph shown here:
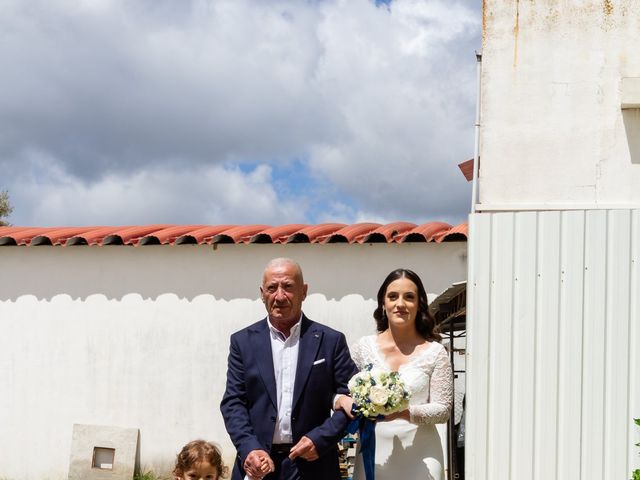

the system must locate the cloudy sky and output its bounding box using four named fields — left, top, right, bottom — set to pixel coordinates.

left=1, top=0, right=481, bottom=227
